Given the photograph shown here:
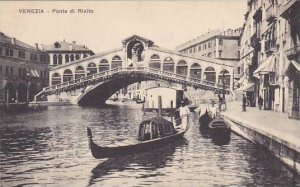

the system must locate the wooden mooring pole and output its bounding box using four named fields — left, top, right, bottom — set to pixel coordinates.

left=158, top=96, right=162, bottom=117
